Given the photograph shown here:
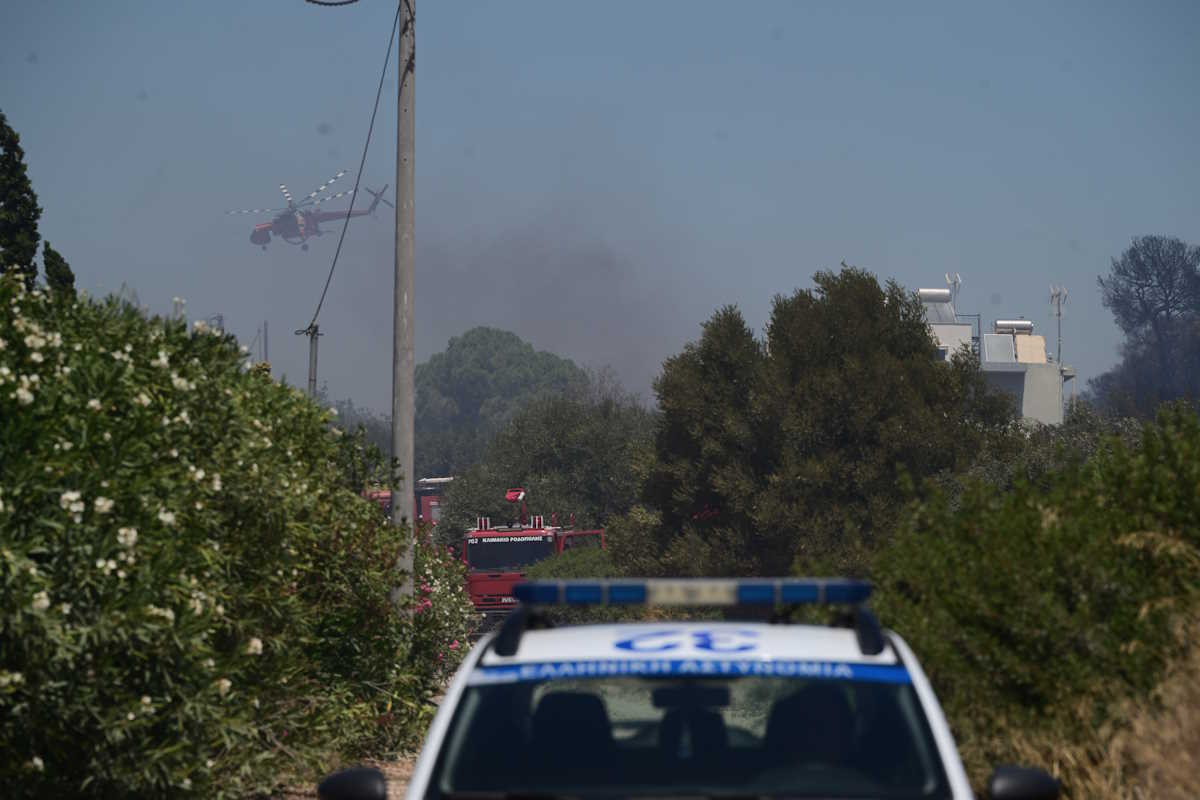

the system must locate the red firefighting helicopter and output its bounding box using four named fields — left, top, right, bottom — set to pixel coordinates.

left=225, top=170, right=393, bottom=251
